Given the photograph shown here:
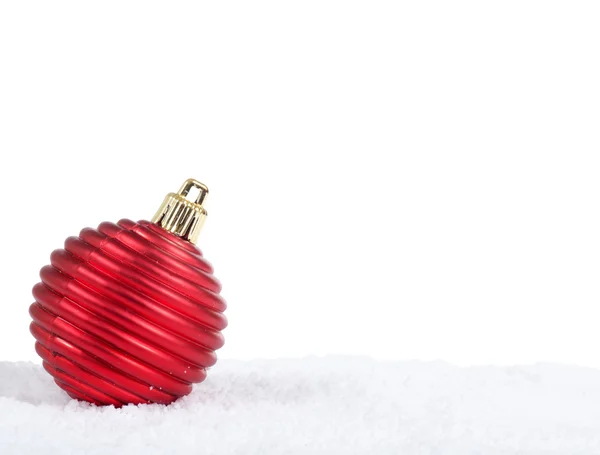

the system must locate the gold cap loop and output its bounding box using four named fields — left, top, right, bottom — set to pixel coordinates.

left=151, top=179, right=209, bottom=244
